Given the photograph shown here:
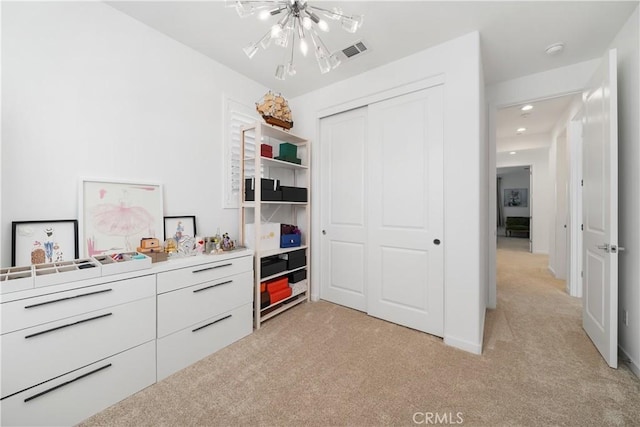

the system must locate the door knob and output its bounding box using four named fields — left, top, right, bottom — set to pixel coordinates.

left=433, top=239, right=441, bottom=245
left=597, top=244, right=610, bottom=252
left=322, top=230, right=326, bottom=235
